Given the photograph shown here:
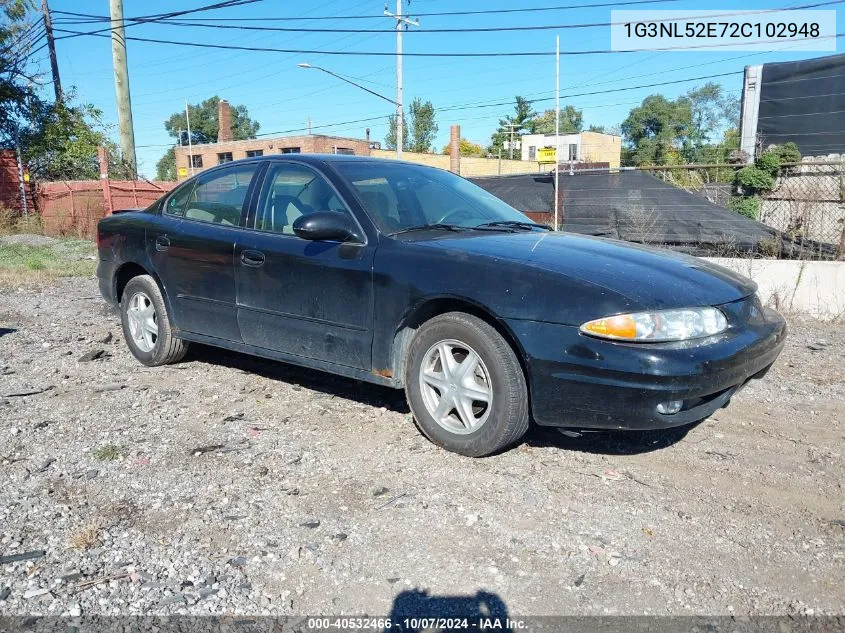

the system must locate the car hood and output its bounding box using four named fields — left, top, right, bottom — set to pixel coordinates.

left=414, top=231, right=757, bottom=310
